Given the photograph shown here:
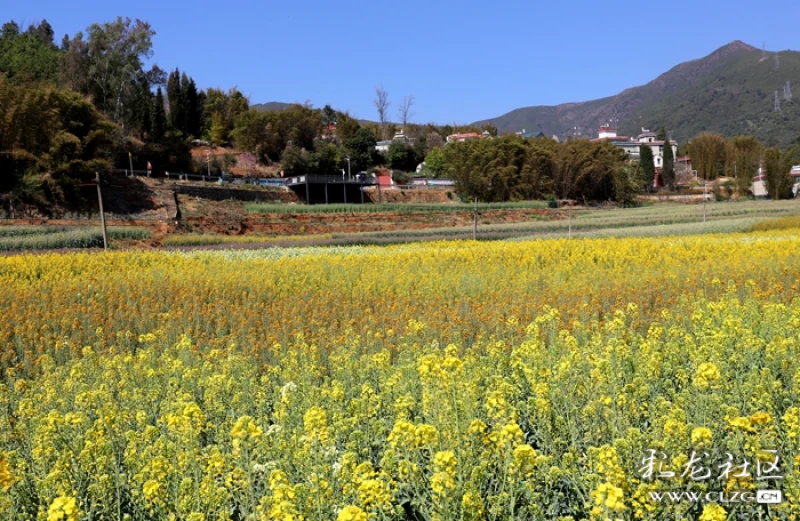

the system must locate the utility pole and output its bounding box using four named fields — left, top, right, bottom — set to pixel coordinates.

left=96, top=172, right=108, bottom=250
